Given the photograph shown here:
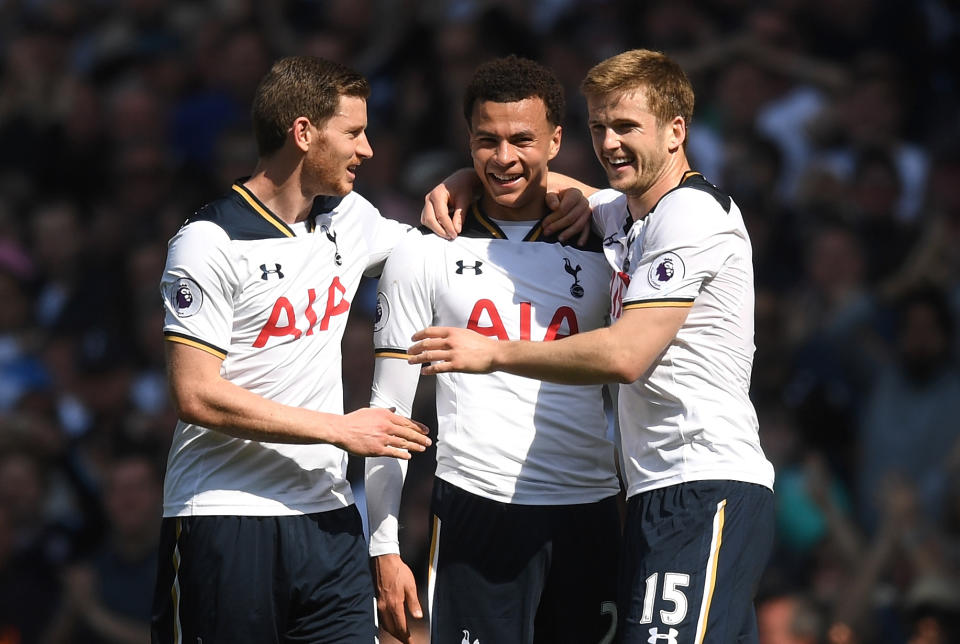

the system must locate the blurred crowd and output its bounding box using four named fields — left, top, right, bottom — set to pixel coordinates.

left=1, top=1, right=958, bottom=642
